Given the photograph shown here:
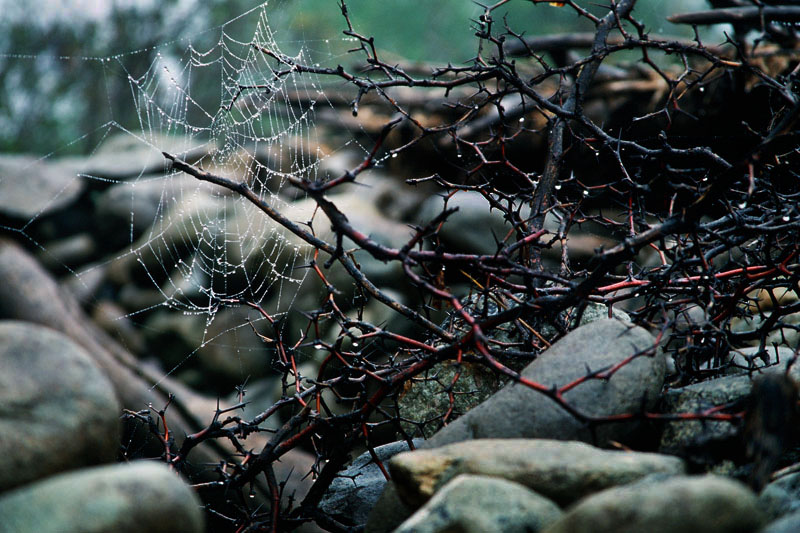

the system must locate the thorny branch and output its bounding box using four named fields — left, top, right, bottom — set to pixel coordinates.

left=150, top=0, right=800, bottom=530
